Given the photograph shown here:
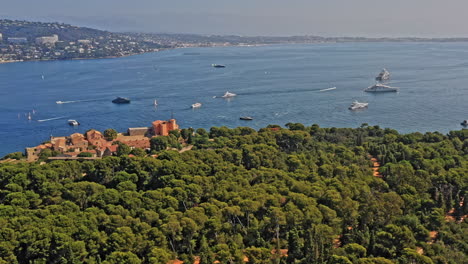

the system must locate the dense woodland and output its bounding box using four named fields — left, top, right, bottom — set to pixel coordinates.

left=0, top=124, right=467, bottom=264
